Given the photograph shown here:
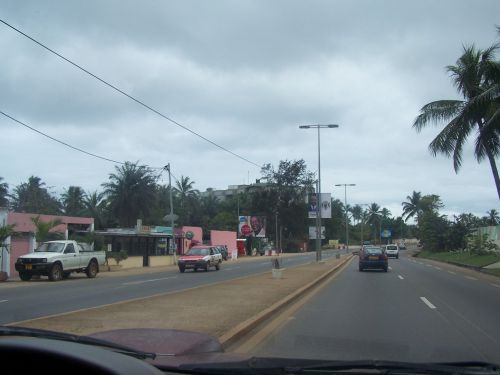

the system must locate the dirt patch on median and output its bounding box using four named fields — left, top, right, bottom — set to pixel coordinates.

left=12, top=255, right=351, bottom=338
